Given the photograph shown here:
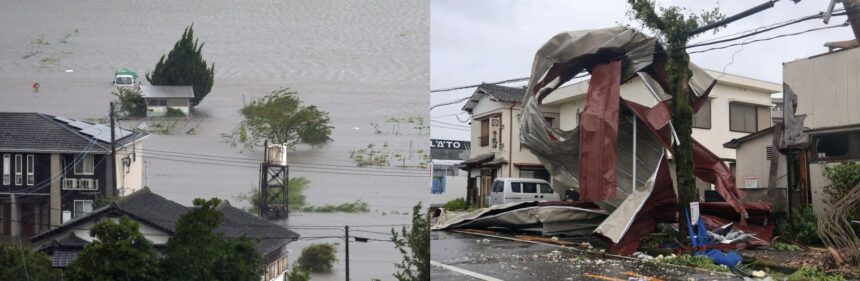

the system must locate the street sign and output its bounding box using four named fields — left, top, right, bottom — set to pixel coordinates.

left=690, top=202, right=700, bottom=225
